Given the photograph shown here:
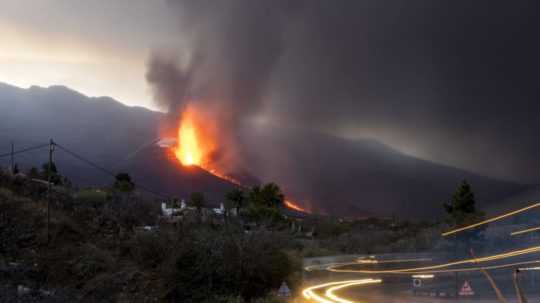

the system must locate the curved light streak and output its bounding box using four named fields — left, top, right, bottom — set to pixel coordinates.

left=415, top=260, right=540, bottom=274
left=303, top=257, right=540, bottom=302
left=328, top=246, right=540, bottom=274
left=357, top=257, right=432, bottom=264
left=442, top=203, right=540, bottom=237
left=325, top=279, right=382, bottom=303
left=303, top=280, right=357, bottom=303
left=303, top=279, right=382, bottom=303
left=306, top=258, right=431, bottom=271
left=305, top=262, right=352, bottom=272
